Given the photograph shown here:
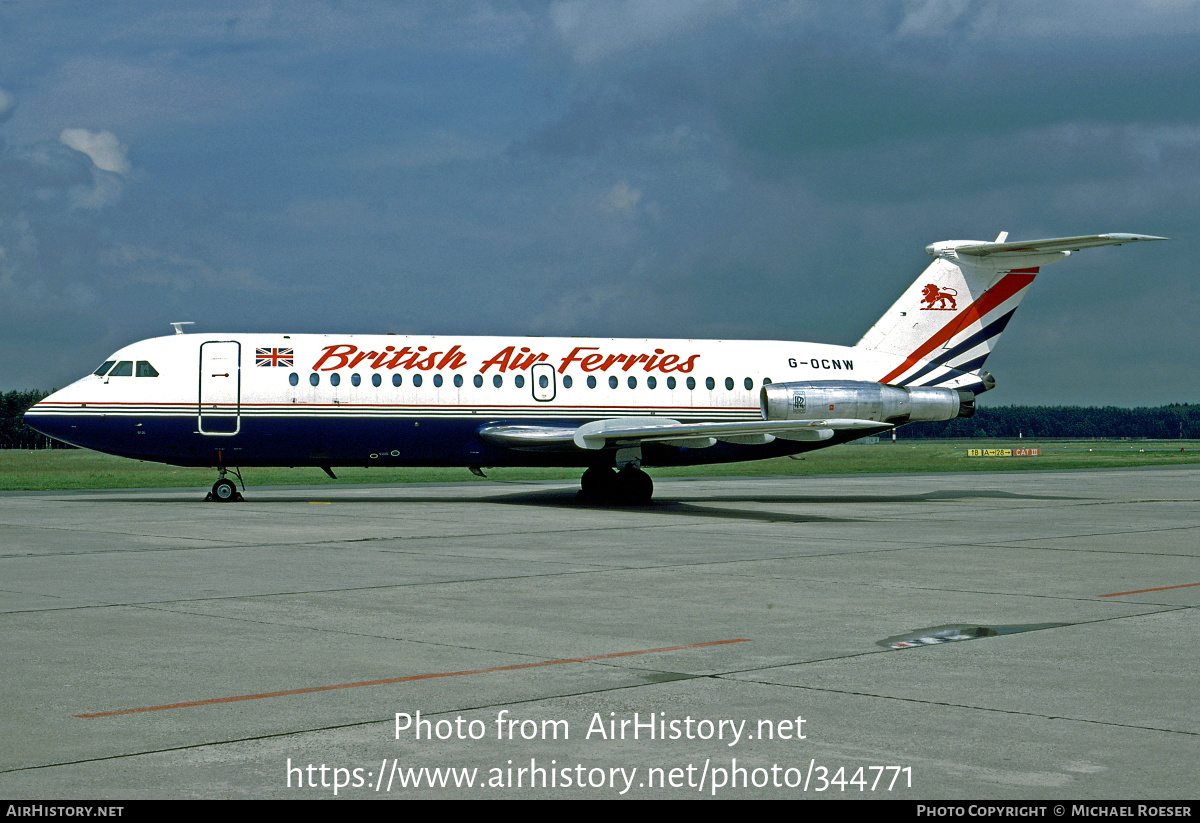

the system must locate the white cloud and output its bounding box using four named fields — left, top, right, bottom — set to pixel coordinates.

left=599, top=180, right=642, bottom=214
left=550, top=0, right=738, bottom=63
left=59, top=129, right=131, bottom=174
left=893, top=0, right=1200, bottom=40
left=68, top=172, right=126, bottom=210
left=895, top=0, right=982, bottom=37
